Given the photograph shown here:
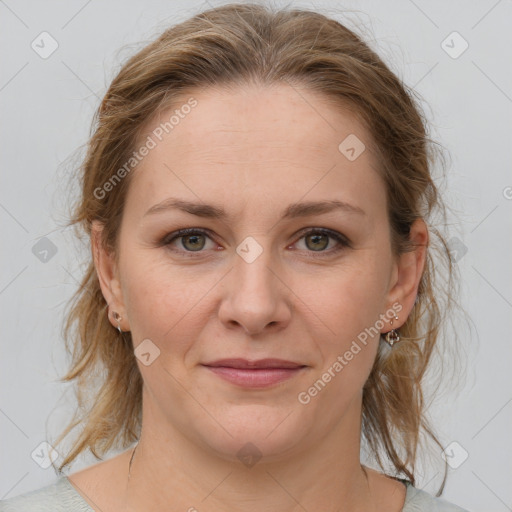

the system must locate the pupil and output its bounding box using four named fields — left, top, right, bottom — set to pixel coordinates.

left=184, top=235, right=204, bottom=251
left=308, top=233, right=327, bottom=251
